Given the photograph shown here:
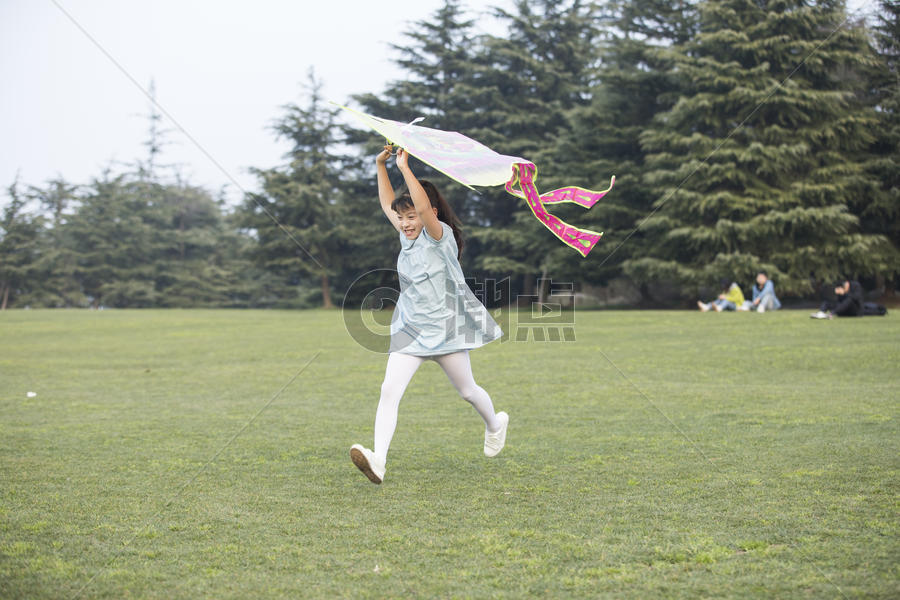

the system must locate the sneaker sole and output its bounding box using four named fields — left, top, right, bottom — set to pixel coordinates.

left=350, top=447, right=382, bottom=484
